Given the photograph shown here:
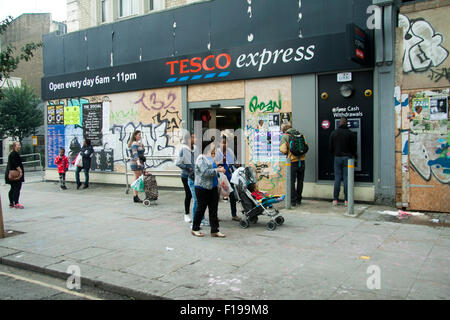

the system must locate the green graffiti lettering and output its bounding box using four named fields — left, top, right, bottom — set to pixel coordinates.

left=248, top=91, right=282, bottom=113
